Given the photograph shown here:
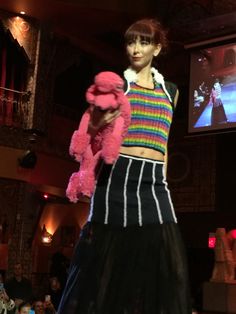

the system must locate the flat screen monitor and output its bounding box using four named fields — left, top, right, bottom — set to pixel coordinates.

left=188, top=41, right=236, bottom=134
